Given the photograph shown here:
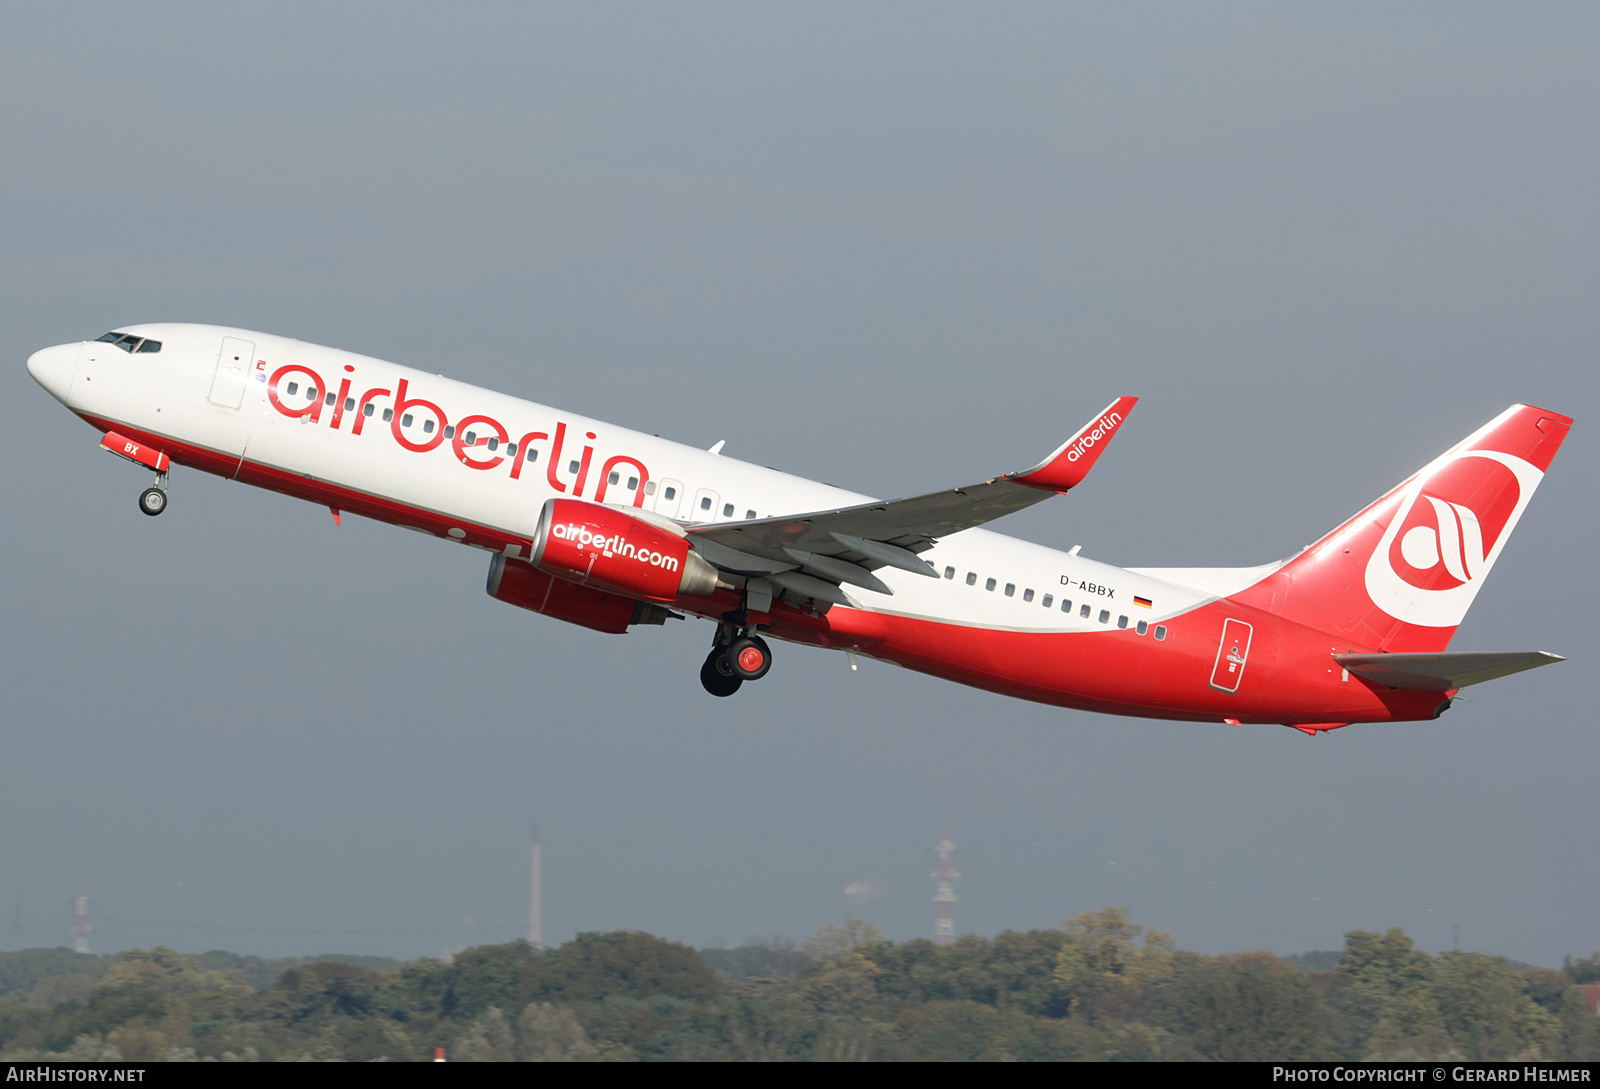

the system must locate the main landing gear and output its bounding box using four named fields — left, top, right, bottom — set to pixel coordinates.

left=138, top=471, right=170, bottom=517
left=699, top=614, right=773, bottom=698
